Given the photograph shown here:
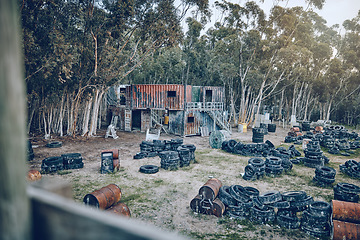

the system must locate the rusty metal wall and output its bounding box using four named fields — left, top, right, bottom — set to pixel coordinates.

left=183, top=111, right=220, bottom=136
left=129, top=84, right=185, bottom=110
